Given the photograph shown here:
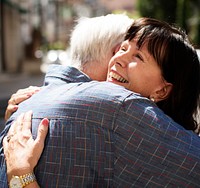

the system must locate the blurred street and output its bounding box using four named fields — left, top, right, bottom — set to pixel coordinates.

left=0, top=59, right=45, bottom=132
